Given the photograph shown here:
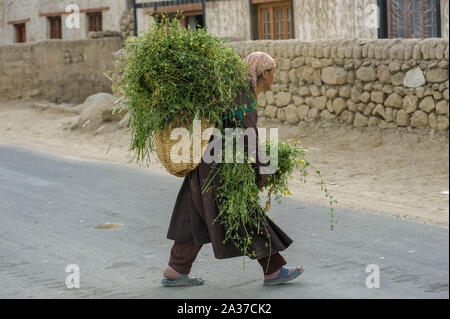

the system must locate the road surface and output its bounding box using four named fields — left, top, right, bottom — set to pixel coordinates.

left=0, top=144, right=448, bottom=298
